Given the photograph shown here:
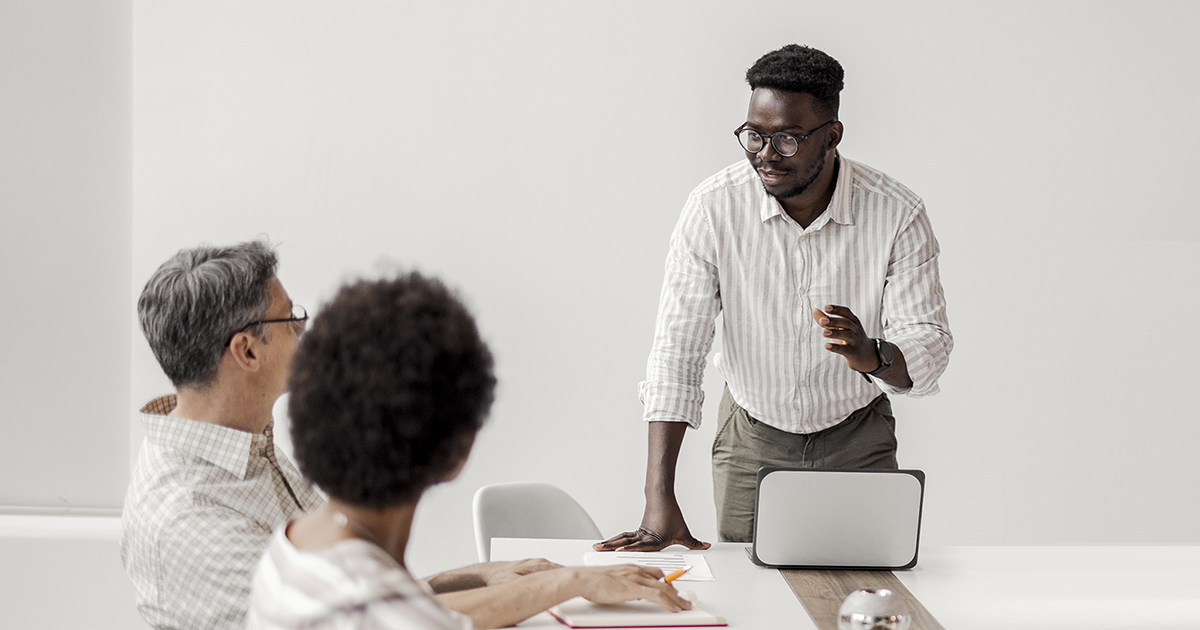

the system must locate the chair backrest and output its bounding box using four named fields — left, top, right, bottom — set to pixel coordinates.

left=472, top=482, right=602, bottom=562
